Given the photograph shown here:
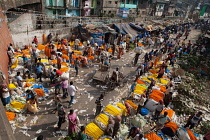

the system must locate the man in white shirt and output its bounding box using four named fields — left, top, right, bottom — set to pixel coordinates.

left=16, top=72, right=23, bottom=87
left=67, top=81, right=77, bottom=107
left=74, top=38, right=80, bottom=51
left=1, top=84, right=10, bottom=106
left=136, top=94, right=147, bottom=115
left=32, top=42, right=37, bottom=49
